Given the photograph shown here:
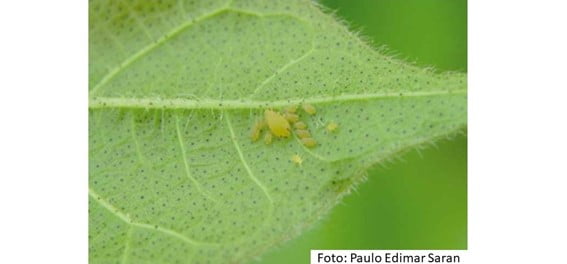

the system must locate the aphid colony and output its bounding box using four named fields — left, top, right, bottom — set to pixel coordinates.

left=250, top=103, right=330, bottom=148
